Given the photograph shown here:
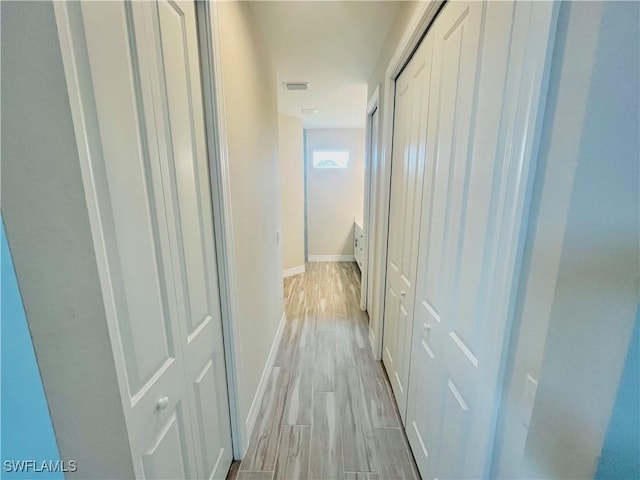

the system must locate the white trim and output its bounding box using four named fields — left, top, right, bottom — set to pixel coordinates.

left=308, top=255, right=356, bottom=262
left=366, top=85, right=380, bottom=115
left=368, top=326, right=377, bottom=359
left=373, top=0, right=442, bottom=361
left=244, top=312, right=286, bottom=453
left=361, top=86, right=380, bottom=313
left=196, top=1, right=245, bottom=458
left=283, top=265, right=306, bottom=278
